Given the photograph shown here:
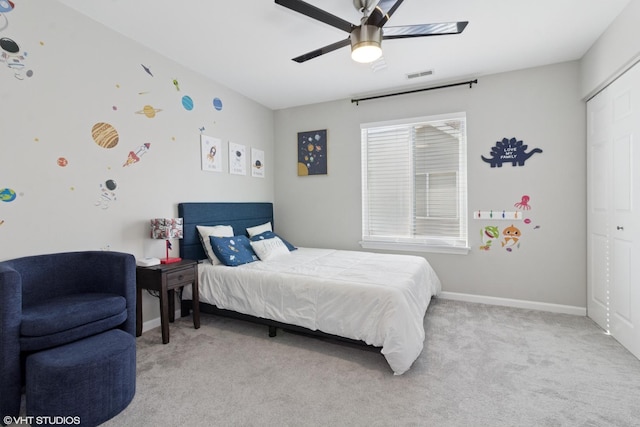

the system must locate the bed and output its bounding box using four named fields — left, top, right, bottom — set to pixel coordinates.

left=178, top=202, right=441, bottom=375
